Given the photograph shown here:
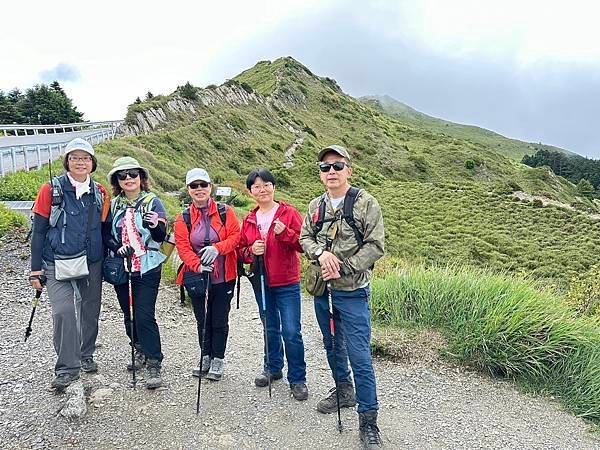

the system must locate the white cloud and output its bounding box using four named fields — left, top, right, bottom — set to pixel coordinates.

left=1, top=0, right=329, bottom=119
